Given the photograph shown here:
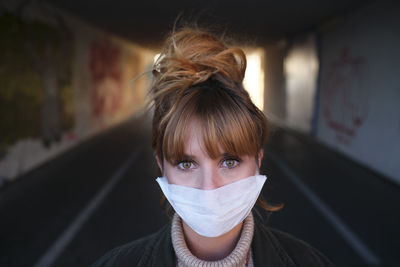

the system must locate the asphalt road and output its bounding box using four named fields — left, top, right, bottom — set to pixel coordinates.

left=0, top=115, right=399, bottom=266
